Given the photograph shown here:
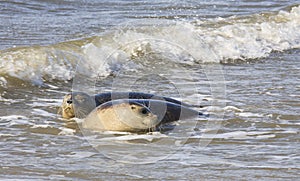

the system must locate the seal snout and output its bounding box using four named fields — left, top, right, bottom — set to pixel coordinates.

left=142, top=114, right=158, bottom=127
left=66, top=99, right=72, bottom=104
